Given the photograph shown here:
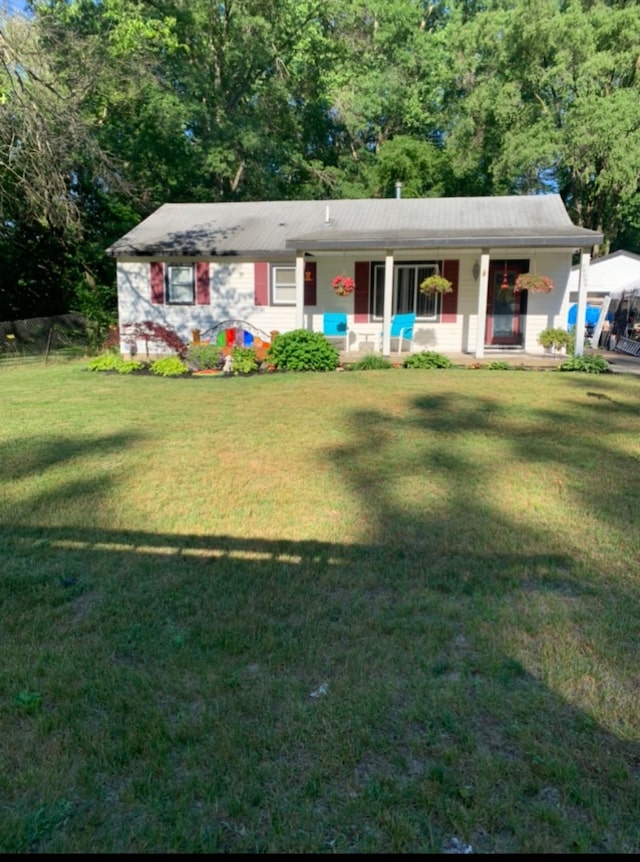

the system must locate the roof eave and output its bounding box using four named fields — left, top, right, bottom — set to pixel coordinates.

left=105, top=246, right=293, bottom=260
left=106, top=231, right=604, bottom=258
left=285, top=233, right=603, bottom=252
